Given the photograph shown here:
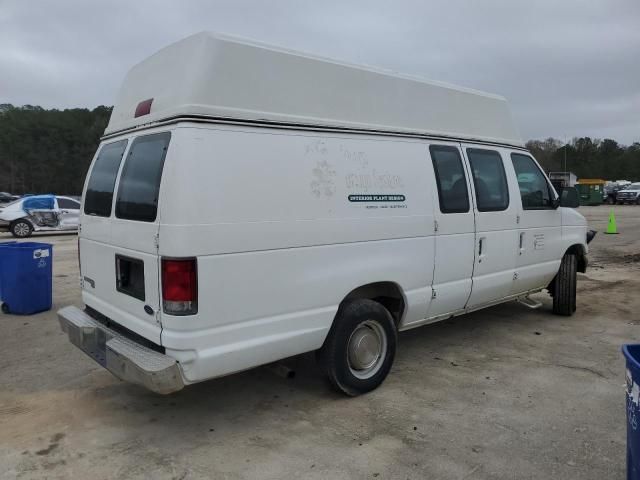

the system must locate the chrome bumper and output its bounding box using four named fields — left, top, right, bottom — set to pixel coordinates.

left=58, top=305, right=184, bottom=394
